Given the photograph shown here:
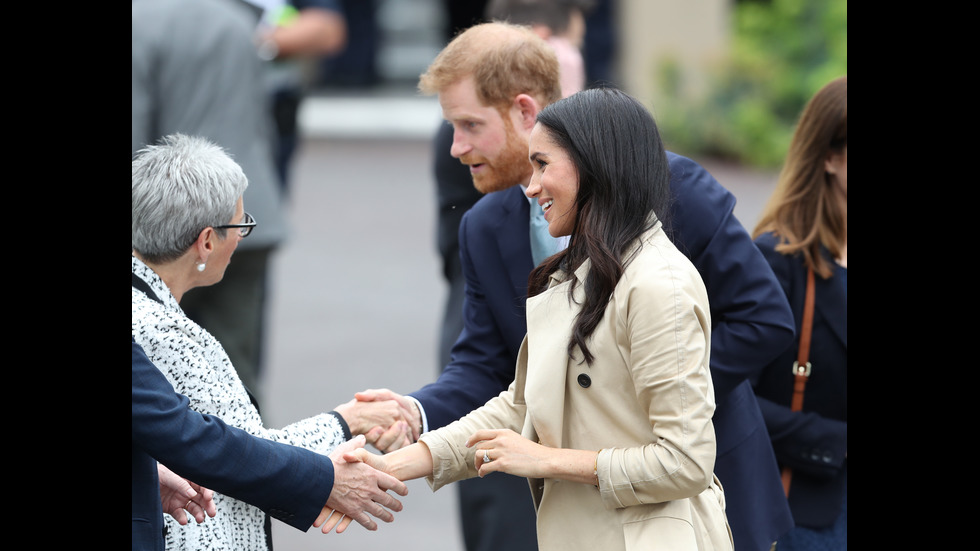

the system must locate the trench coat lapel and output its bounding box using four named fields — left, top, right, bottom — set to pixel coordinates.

left=522, top=261, right=590, bottom=450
